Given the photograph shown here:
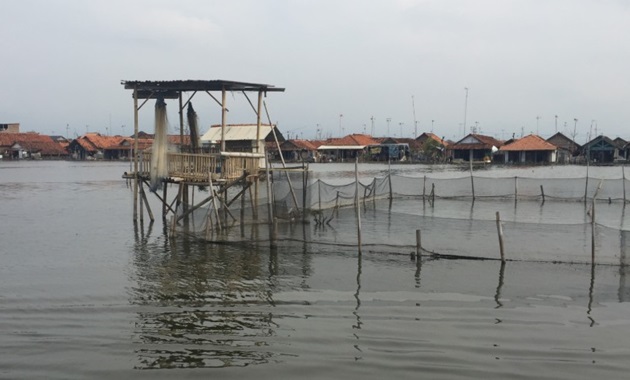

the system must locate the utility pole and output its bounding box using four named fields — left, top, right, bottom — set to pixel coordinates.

left=536, top=116, right=540, bottom=135
left=463, top=87, right=469, bottom=137
left=412, top=95, right=418, bottom=138
left=370, top=116, right=375, bottom=136
left=386, top=118, right=391, bottom=136
left=555, top=115, right=558, bottom=133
